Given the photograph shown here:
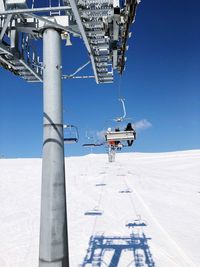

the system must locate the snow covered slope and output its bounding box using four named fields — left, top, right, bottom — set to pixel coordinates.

left=0, top=150, right=200, bottom=267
